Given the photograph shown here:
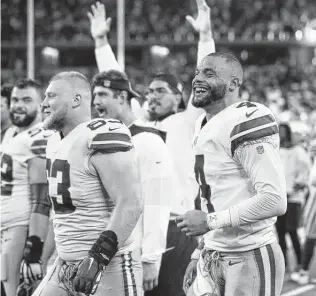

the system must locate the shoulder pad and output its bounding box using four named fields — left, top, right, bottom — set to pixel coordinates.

left=29, top=127, right=54, bottom=157
left=87, top=119, right=133, bottom=153
left=129, top=124, right=167, bottom=143
left=230, top=102, right=278, bottom=156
